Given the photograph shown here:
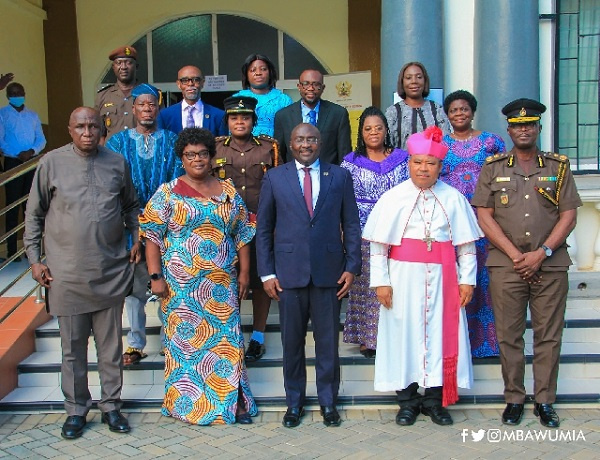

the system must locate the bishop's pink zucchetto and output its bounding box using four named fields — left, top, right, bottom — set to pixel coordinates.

left=406, top=126, right=448, bottom=160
